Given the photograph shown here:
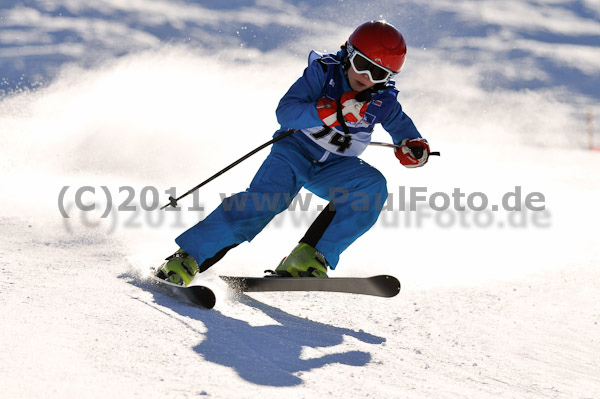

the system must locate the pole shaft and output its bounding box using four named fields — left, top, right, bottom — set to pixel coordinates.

left=160, top=129, right=296, bottom=210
